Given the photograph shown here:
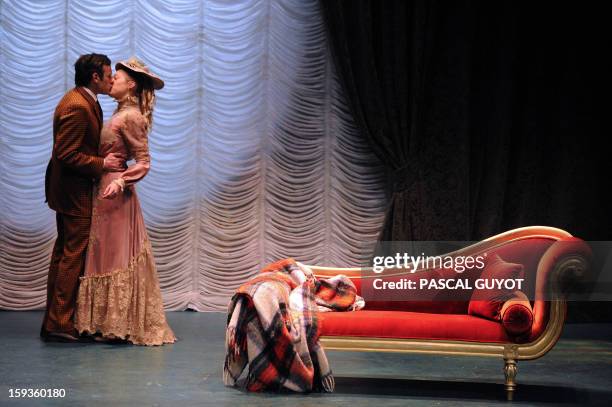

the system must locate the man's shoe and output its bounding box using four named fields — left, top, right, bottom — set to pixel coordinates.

left=45, top=331, right=80, bottom=343
left=92, top=333, right=128, bottom=344
left=92, top=334, right=107, bottom=343
left=78, top=333, right=95, bottom=343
